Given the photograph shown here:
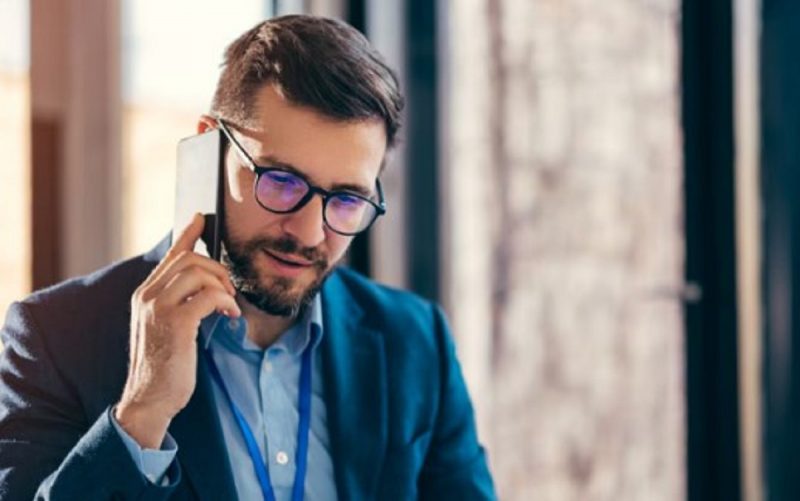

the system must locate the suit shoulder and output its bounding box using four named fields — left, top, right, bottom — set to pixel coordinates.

left=332, top=266, right=435, bottom=320
left=18, top=234, right=170, bottom=317
left=17, top=253, right=155, bottom=328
